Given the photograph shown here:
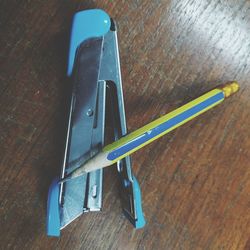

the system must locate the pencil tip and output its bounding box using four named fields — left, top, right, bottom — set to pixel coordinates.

left=58, top=175, right=72, bottom=184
